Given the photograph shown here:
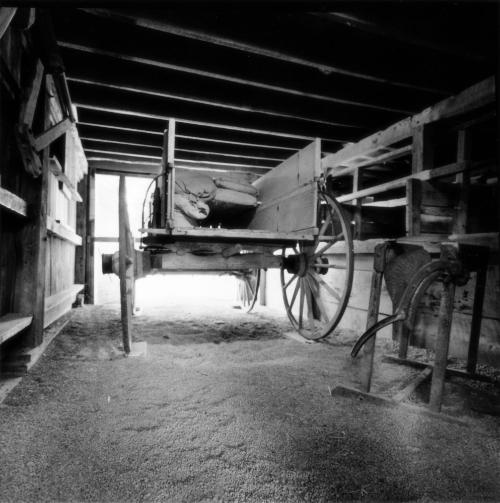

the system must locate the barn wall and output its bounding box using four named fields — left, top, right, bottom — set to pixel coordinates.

left=0, top=21, right=87, bottom=351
